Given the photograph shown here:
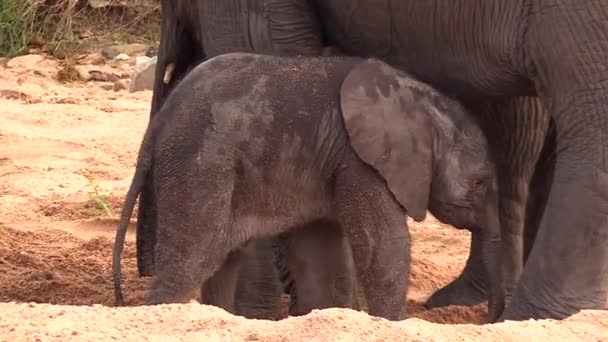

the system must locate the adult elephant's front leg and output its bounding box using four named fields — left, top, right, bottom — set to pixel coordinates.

left=503, top=3, right=608, bottom=319
left=424, top=230, right=488, bottom=309
left=426, top=97, right=549, bottom=309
